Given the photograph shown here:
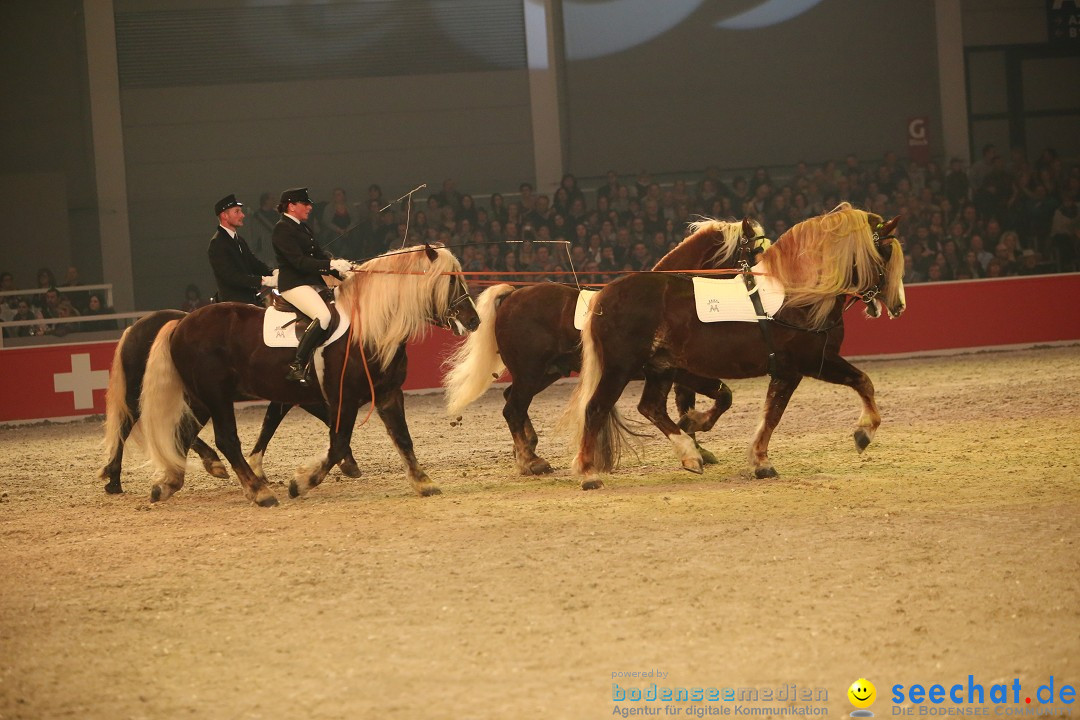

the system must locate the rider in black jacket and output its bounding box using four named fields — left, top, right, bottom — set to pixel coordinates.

left=208, top=194, right=277, bottom=304
left=272, top=187, right=351, bottom=384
